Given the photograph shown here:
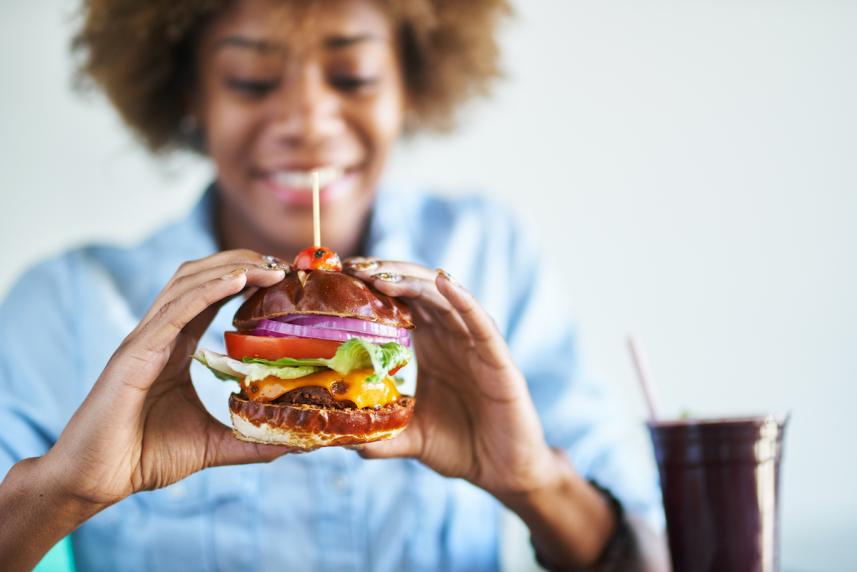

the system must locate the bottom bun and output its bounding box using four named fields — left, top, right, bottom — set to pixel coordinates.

left=228, top=393, right=415, bottom=450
